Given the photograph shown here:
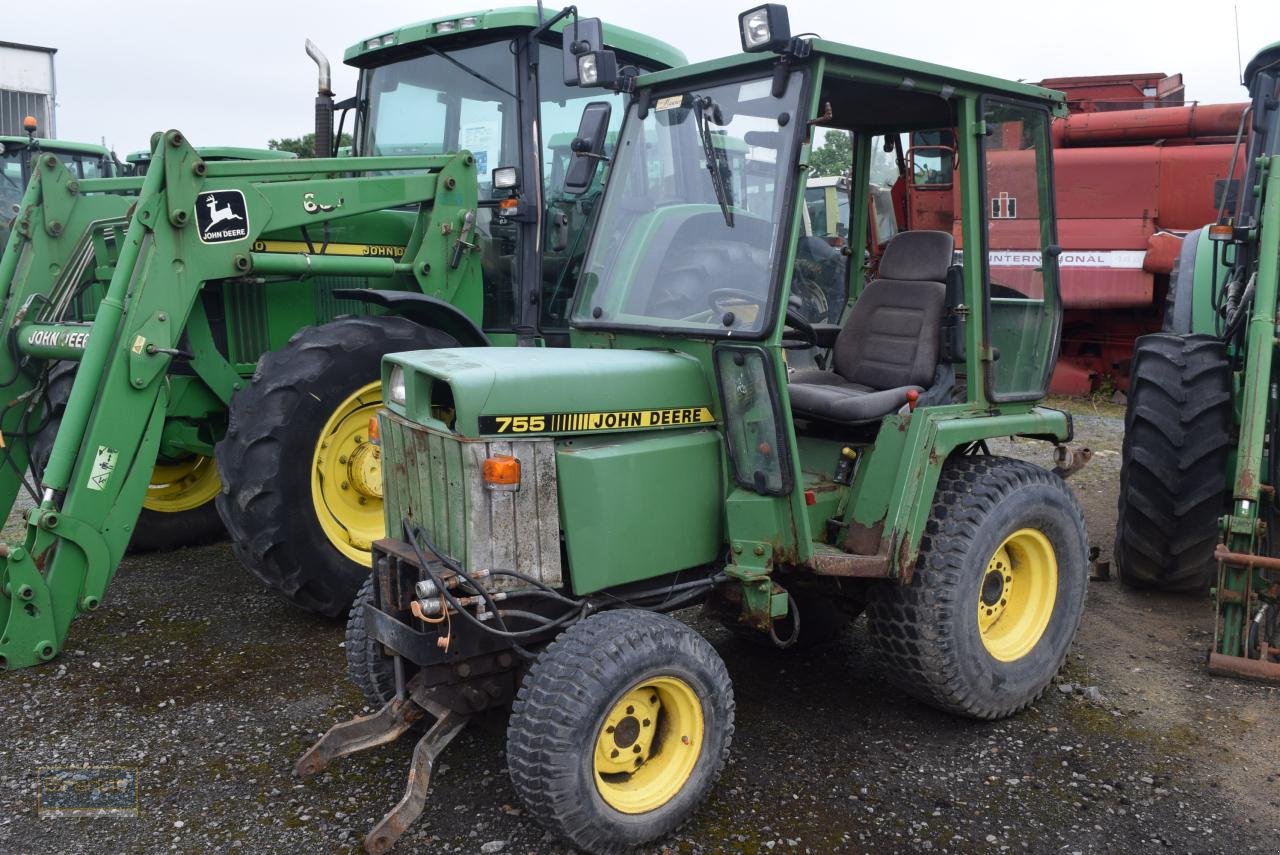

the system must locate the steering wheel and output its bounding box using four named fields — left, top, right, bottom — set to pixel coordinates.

left=706, top=287, right=763, bottom=313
